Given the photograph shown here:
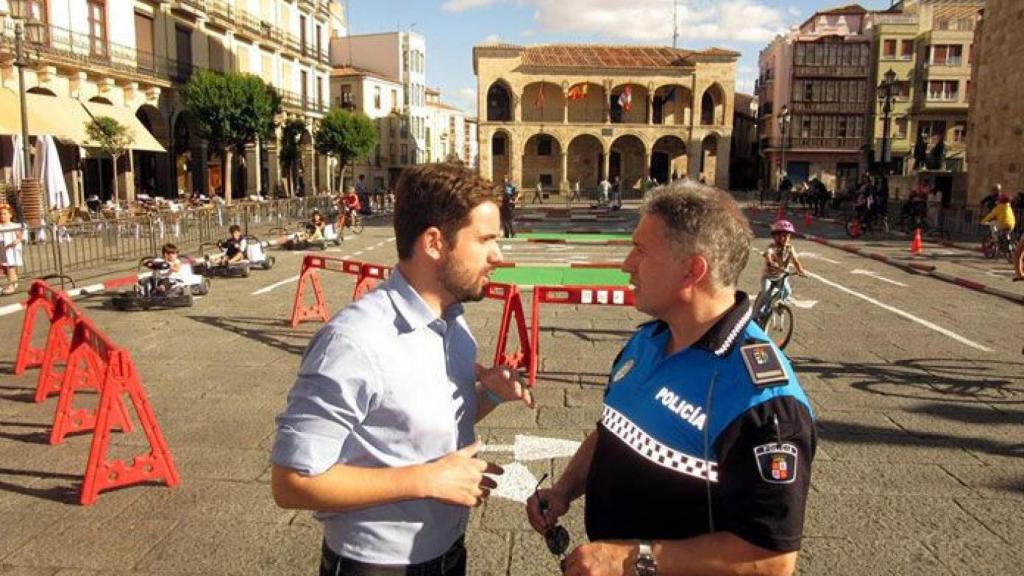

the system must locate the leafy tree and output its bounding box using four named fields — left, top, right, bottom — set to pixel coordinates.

left=85, top=116, right=134, bottom=203
left=314, top=108, right=377, bottom=191
left=181, top=70, right=280, bottom=204
left=279, top=118, right=307, bottom=197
